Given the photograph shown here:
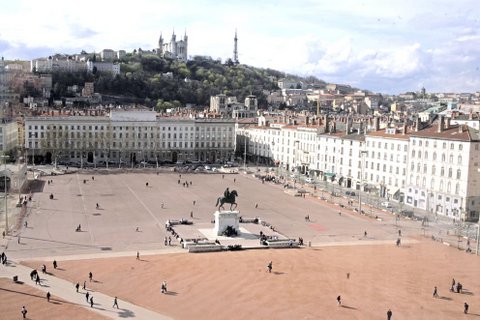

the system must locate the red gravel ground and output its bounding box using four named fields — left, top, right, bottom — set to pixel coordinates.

left=23, top=239, right=480, bottom=320
left=0, top=278, right=109, bottom=320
